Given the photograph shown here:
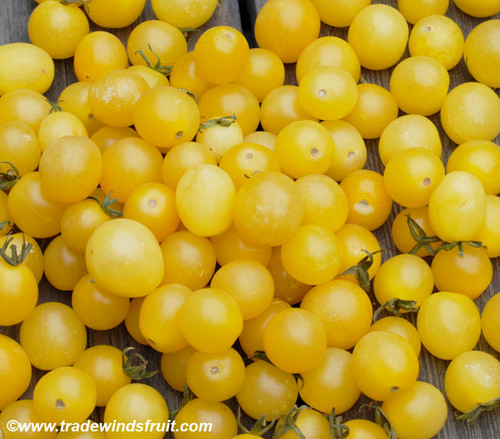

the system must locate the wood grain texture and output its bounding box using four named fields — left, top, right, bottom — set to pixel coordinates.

left=0, top=0, right=499, bottom=438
